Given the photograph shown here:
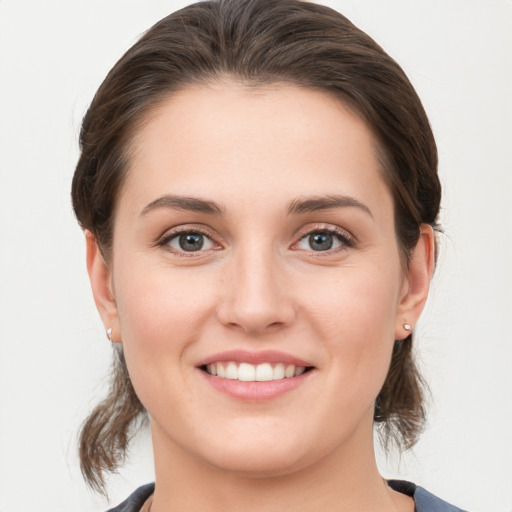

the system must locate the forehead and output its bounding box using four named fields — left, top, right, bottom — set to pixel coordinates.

left=121, top=82, right=392, bottom=215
